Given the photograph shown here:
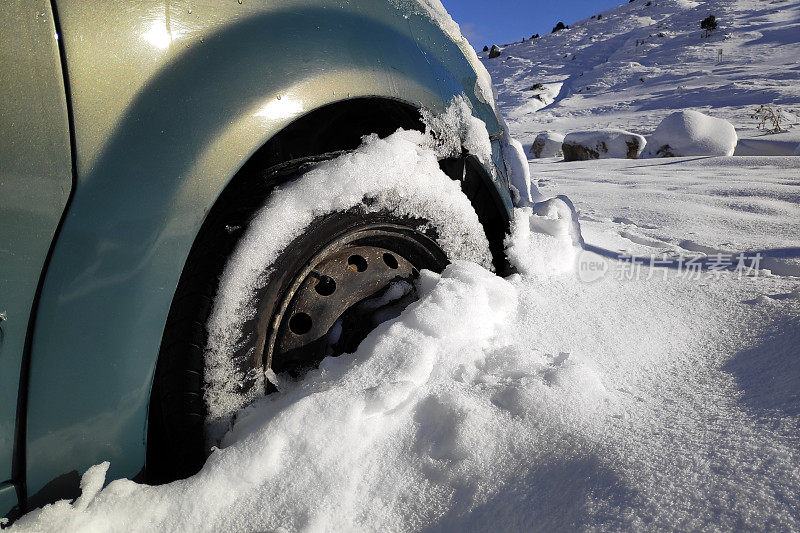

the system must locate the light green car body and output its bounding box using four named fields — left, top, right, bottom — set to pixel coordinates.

left=0, top=0, right=515, bottom=517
